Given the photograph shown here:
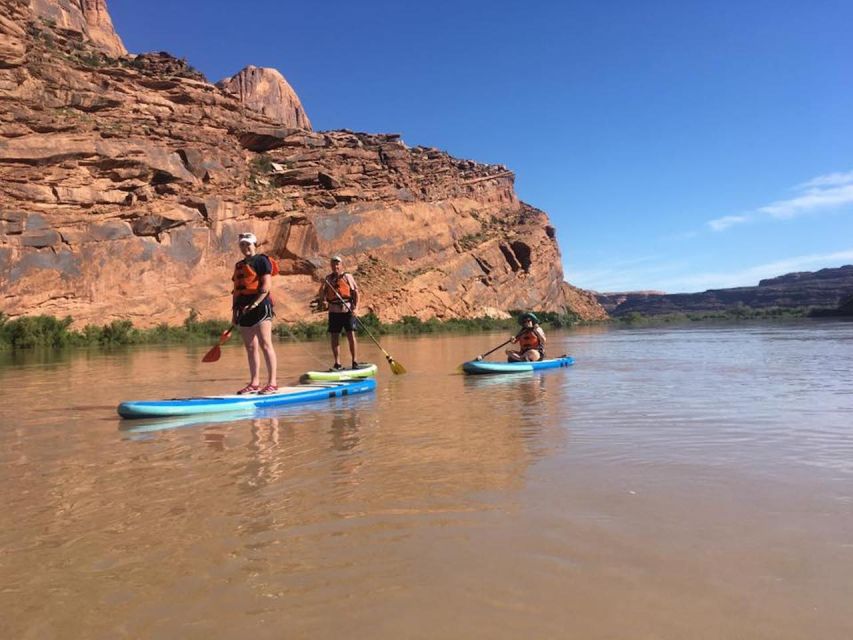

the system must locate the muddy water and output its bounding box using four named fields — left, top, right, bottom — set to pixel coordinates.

left=1, top=322, right=851, bottom=639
